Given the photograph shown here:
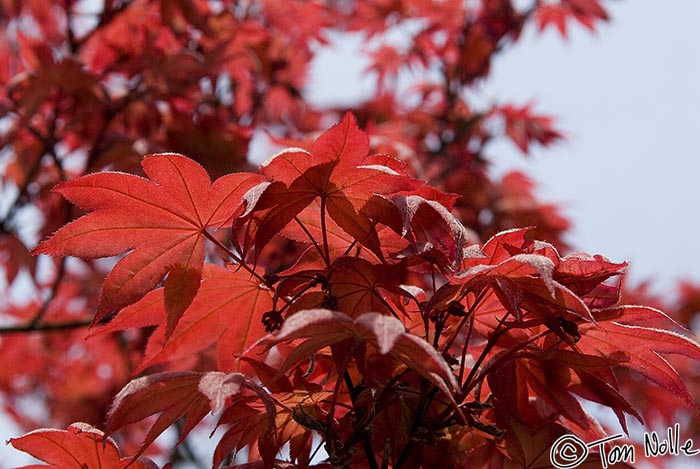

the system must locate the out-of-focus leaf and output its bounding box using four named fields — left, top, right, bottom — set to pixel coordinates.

left=9, top=422, right=160, bottom=469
